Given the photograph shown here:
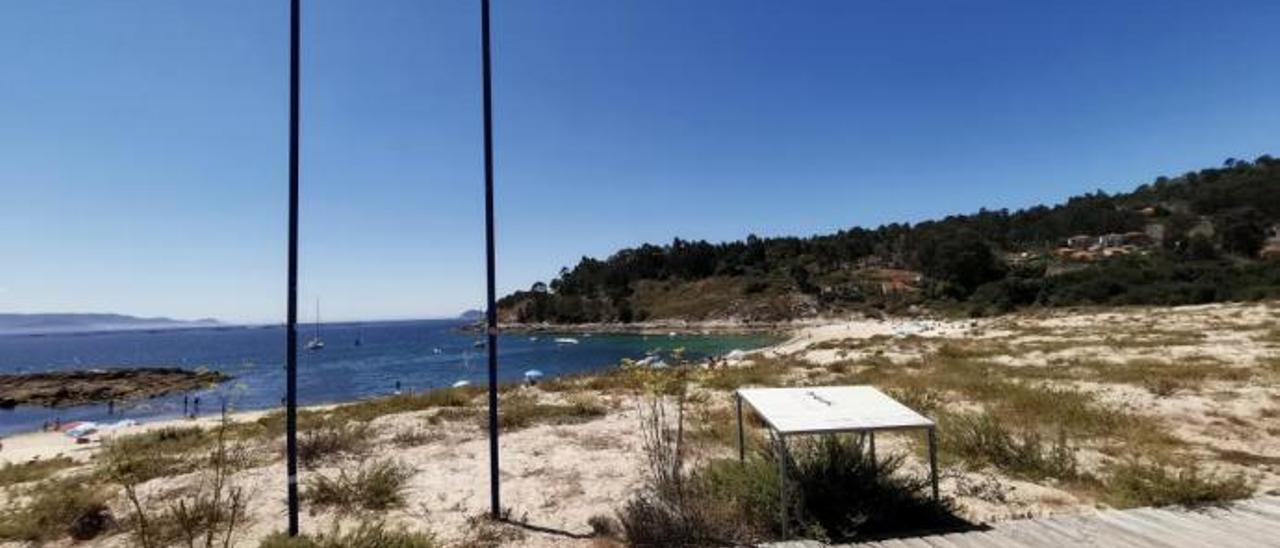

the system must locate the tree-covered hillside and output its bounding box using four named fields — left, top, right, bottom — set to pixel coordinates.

left=500, top=156, right=1280, bottom=323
